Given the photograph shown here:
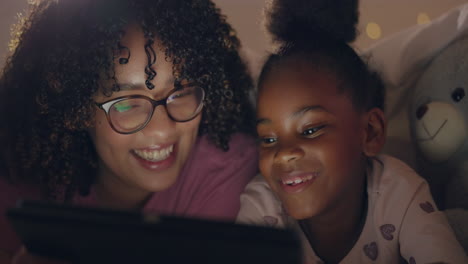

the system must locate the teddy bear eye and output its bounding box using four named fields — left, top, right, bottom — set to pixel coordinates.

left=451, top=87, right=465, bottom=102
